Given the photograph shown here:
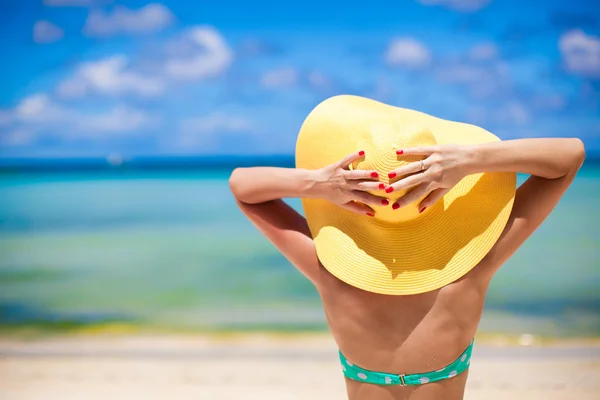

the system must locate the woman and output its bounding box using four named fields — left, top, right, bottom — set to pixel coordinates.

left=228, top=95, right=585, bottom=400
